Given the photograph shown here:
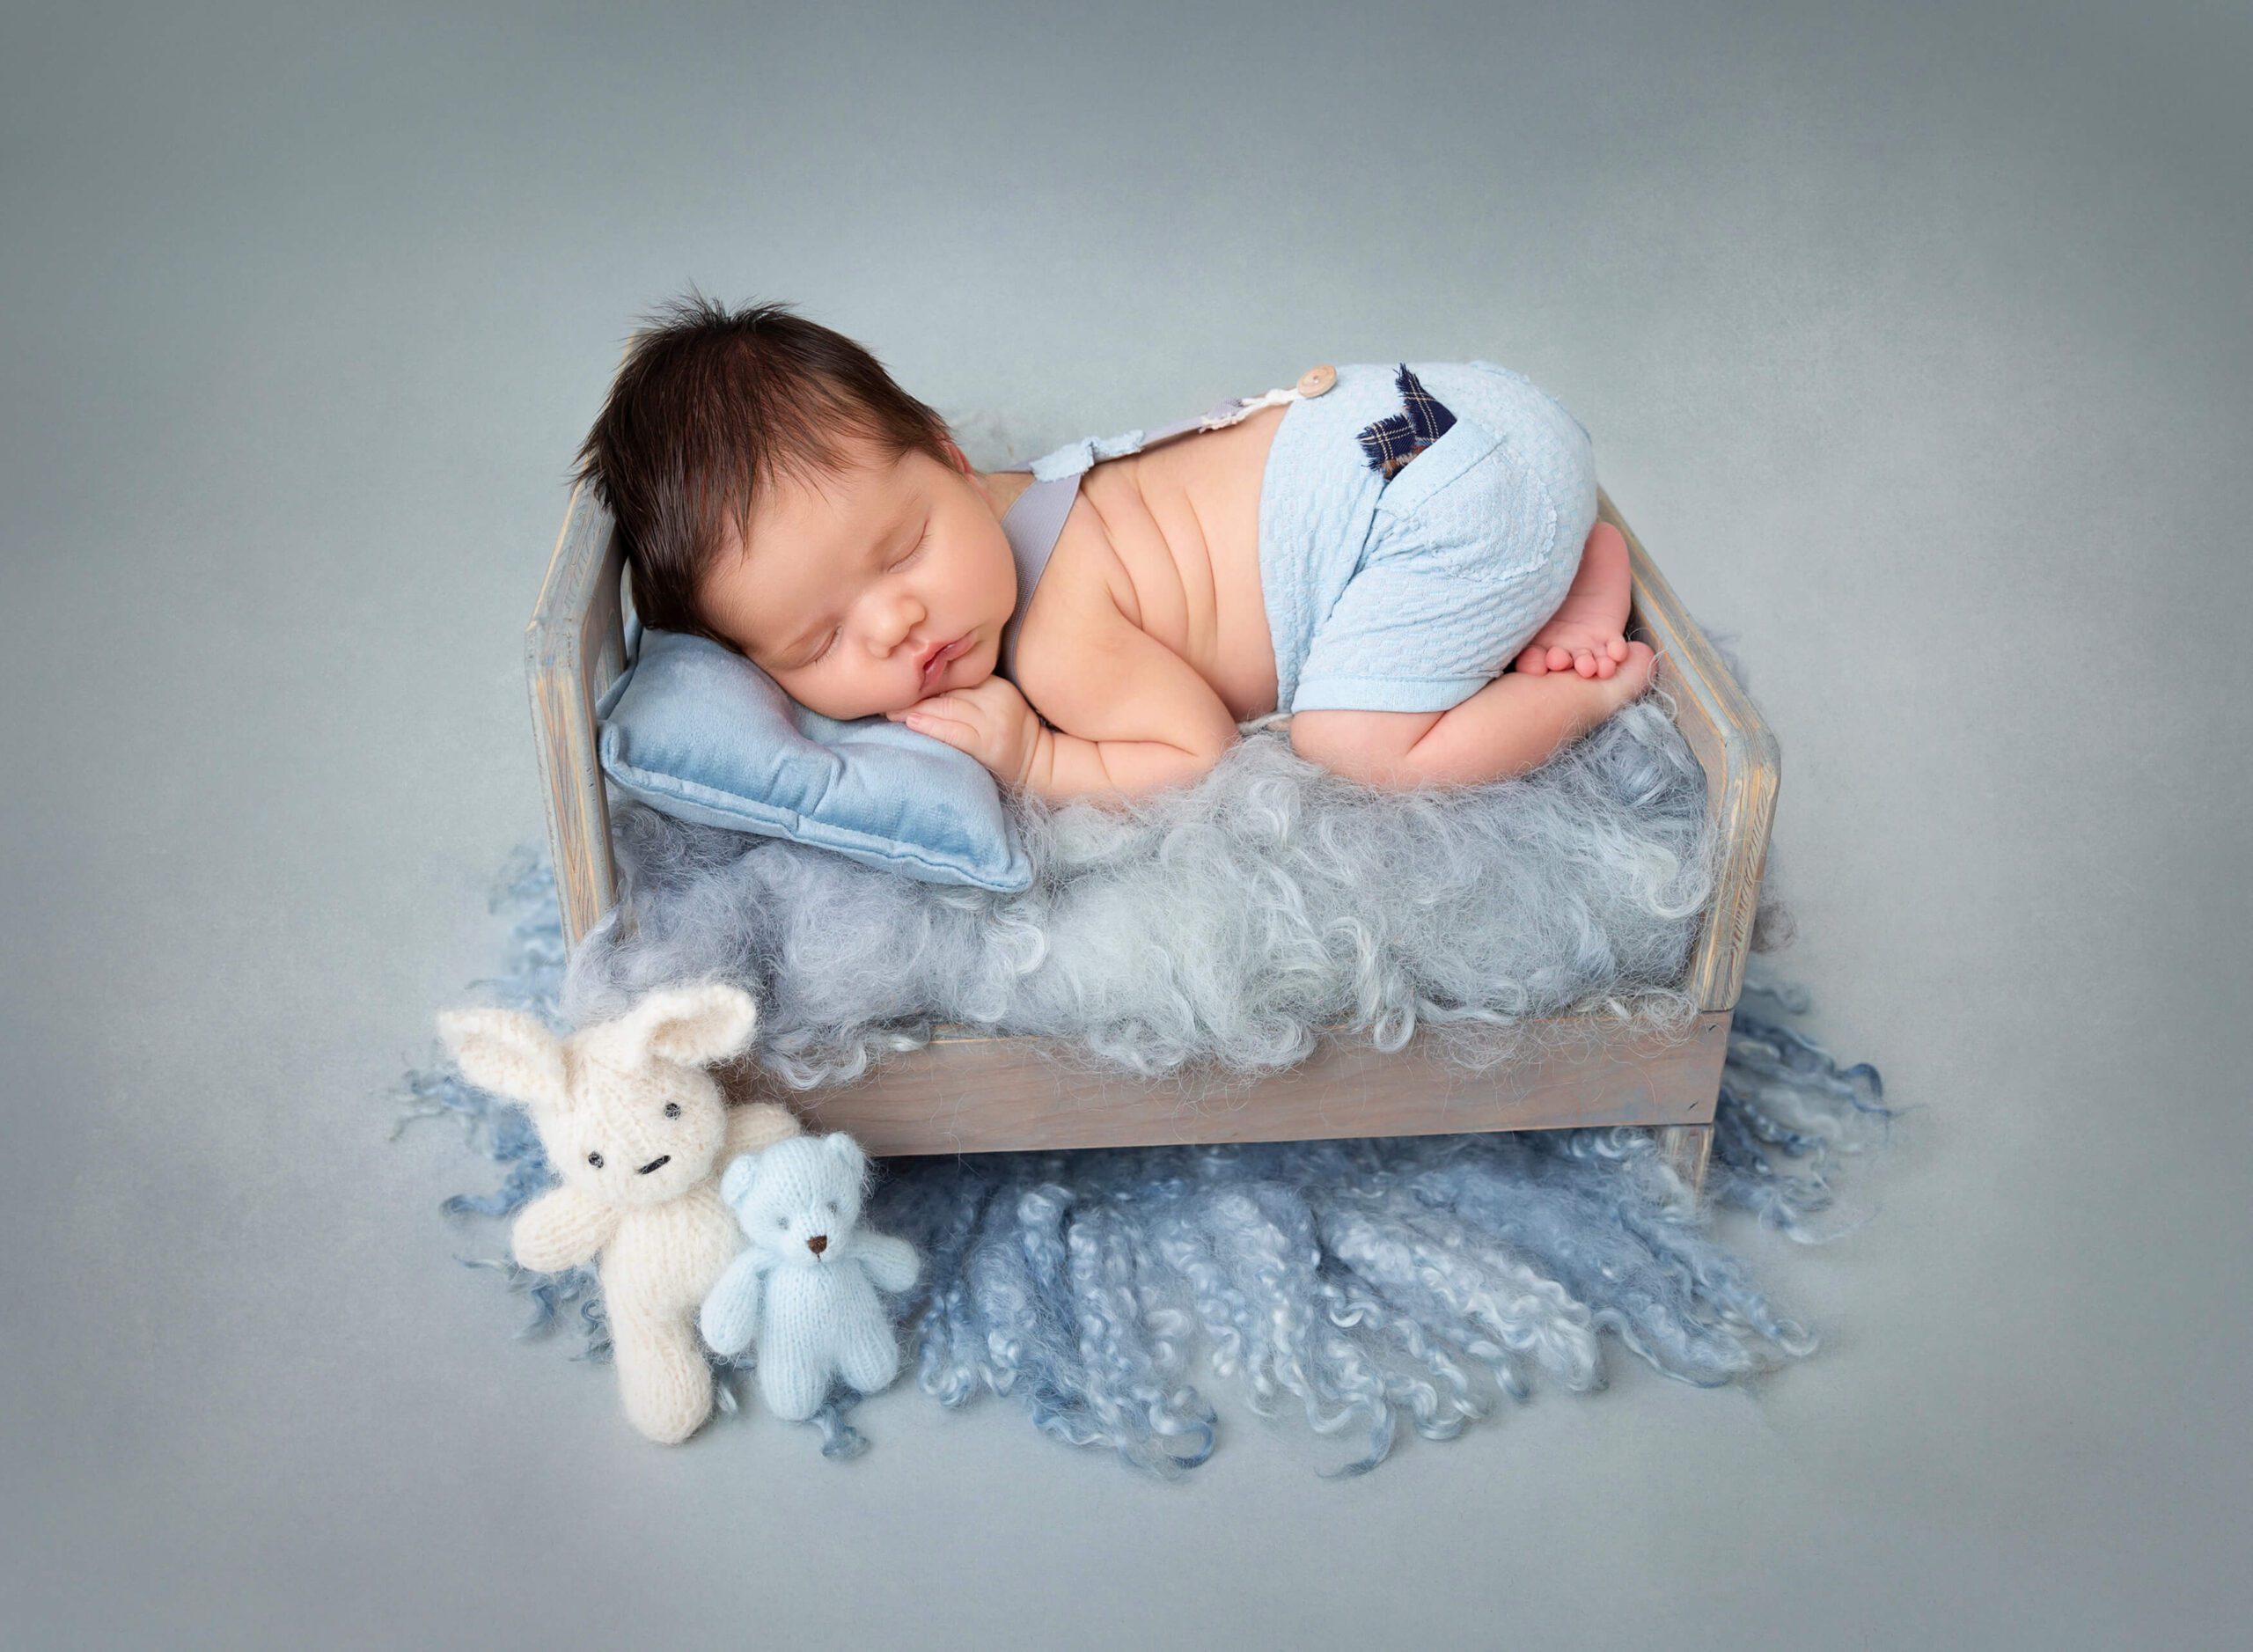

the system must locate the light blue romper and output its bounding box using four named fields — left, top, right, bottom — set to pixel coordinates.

left=998, top=360, right=1598, bottom=716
